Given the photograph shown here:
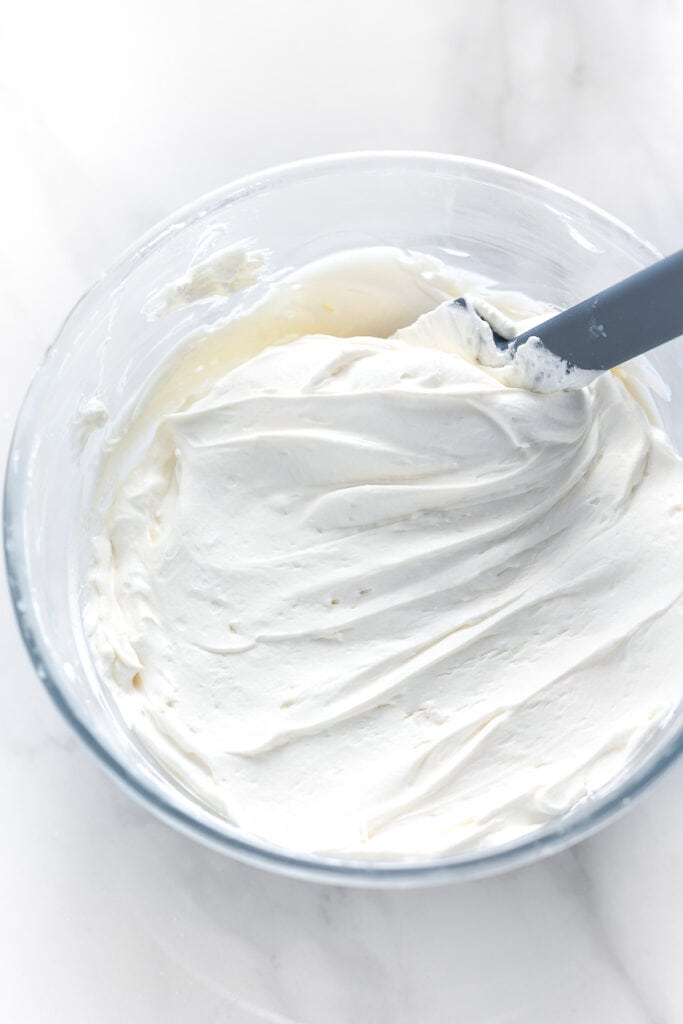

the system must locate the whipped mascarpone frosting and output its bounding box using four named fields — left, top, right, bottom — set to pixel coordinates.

left=87, top=247, right=683, bottom=857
